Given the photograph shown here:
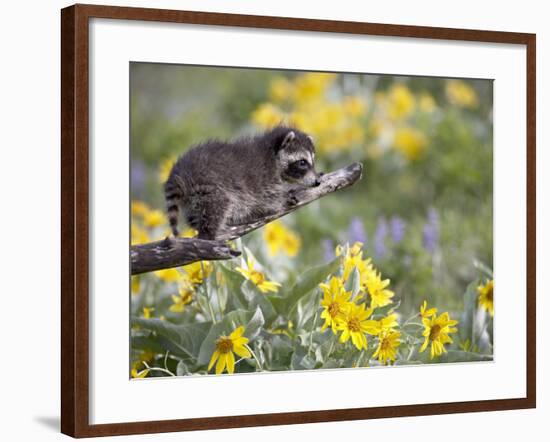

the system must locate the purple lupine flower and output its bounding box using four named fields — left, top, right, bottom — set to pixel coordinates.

left=423, top=208, right=439, bottom=253
left=322, top=238, right=335, bottom=262
left=348, top=217, right=368, bottom=246
left=374, top=217, right=388, bottom=260
left=389, top=216, right=406, bottom=243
